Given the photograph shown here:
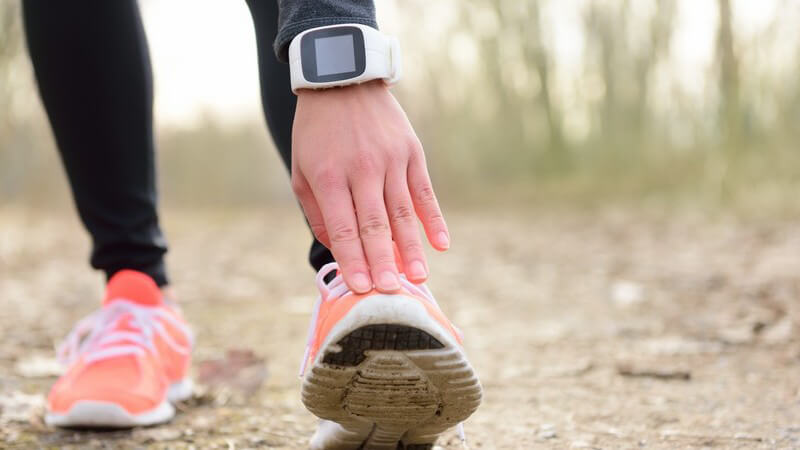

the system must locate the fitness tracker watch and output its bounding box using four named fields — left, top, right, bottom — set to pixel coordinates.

left=288, top=24, right=402, bottom=94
